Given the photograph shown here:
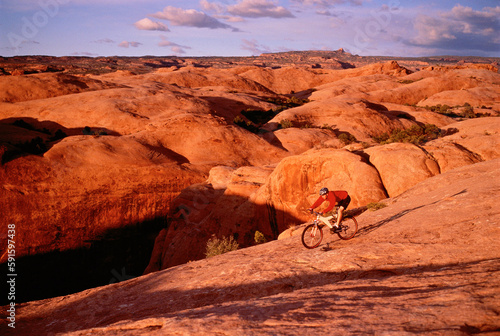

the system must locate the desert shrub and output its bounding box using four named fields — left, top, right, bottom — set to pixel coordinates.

left=462, top=103, right=475, bottom=118
left=279, top=119, right=294, bottom=129
left=13, top=119, right=35, bottom=131
left=399, top=78, right=423, bottom=85
left=83, top=126, right=93, bottom=135
left=82, top=126, right=109, bottom=136
left=338, top=132, right=357, bottom=145
left=205, top=235, right=239, bottom=258
left=367, top=202, right=387, bottom=211
left=234, top=116, right=258, bottom=133
left=13, top=119, right=51, bottom=135
left=241, top=109, right=273, bottom=124
left=300, top=123, right=315, bottom=129
left=285, top=96, right=309, bottom=106
left=361, top=142, right=371, bottom=148
left=266, top=96, right=309, bottom=110
left=233, top=116, right=245, bottom=124
left=18, top=137, right=47, bottom=154
left=424, top=103, right=491, bottom=119
left=50, top=129, right=68, bottom=141
left=372, top=124, right=442, bottom=145
left=254, top=231, right=267, bottom=244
